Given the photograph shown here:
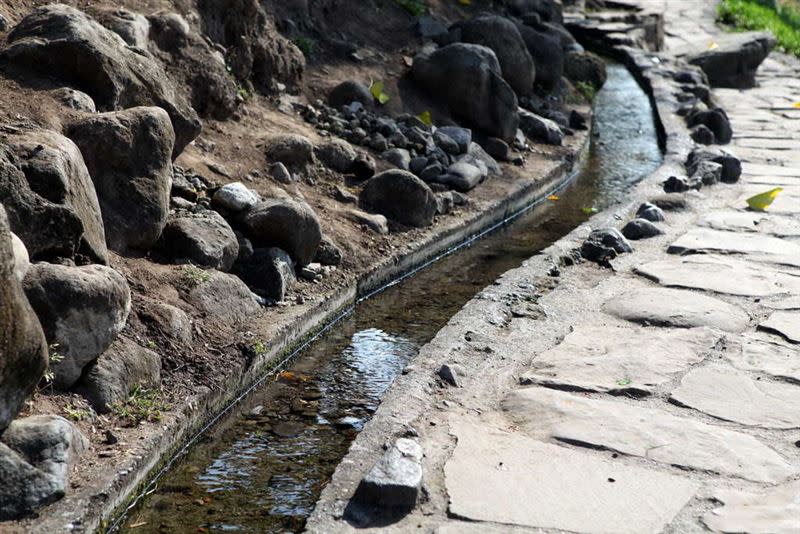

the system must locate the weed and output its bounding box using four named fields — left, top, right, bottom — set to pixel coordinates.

left=183, top=265, right=211, bottom=286
left=293, top=36, right=316, bottom=59
left=64, top=403, right=91, bottom=422
left=43, top=343, right=64, bottom=386
left=396, top=0, right=427, bottom=16
left=109, top=385, right=167, bottom=426
left=251, top=340, right=268, bottom=356
left=576, top=81, right=597, bottom=102
left=718, top=0, right=800, bottom=56
left=237, top=85, right=251, bottom=101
